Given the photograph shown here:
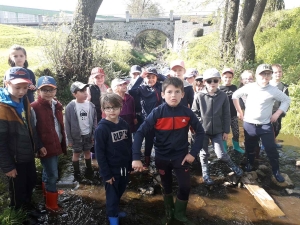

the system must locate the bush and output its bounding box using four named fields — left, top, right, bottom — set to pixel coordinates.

left=0, top=208, right=27, bottom=225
